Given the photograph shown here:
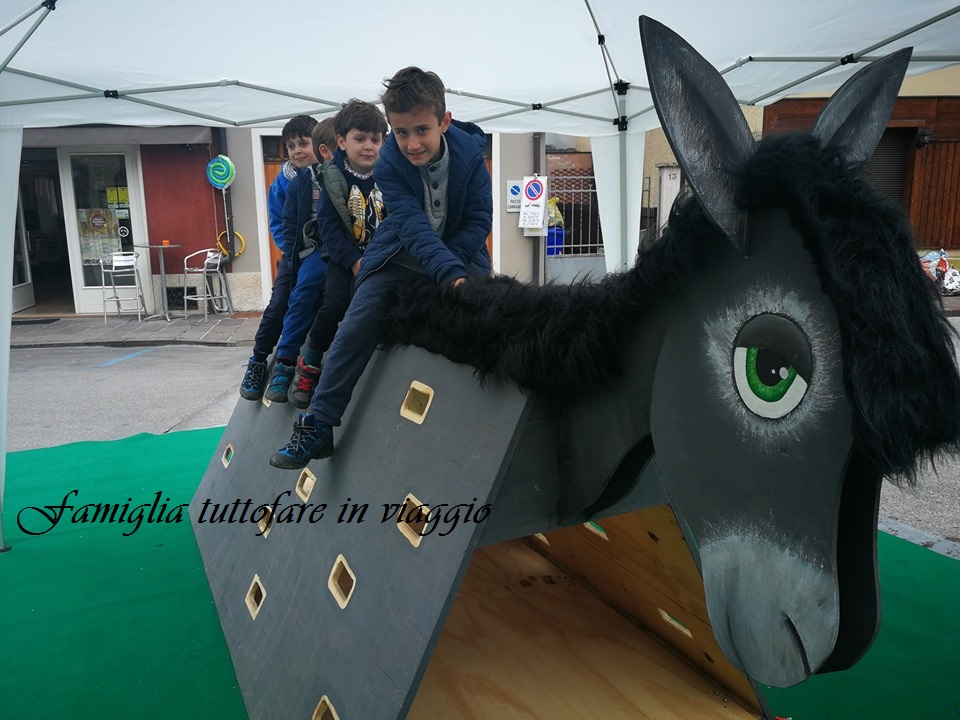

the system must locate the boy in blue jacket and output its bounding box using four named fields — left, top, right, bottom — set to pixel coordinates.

left=287, top=99, right=387, bottom=407
left=239, top=116, right=335, bottom=401
left=271, top=67, right=491, bottom=469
